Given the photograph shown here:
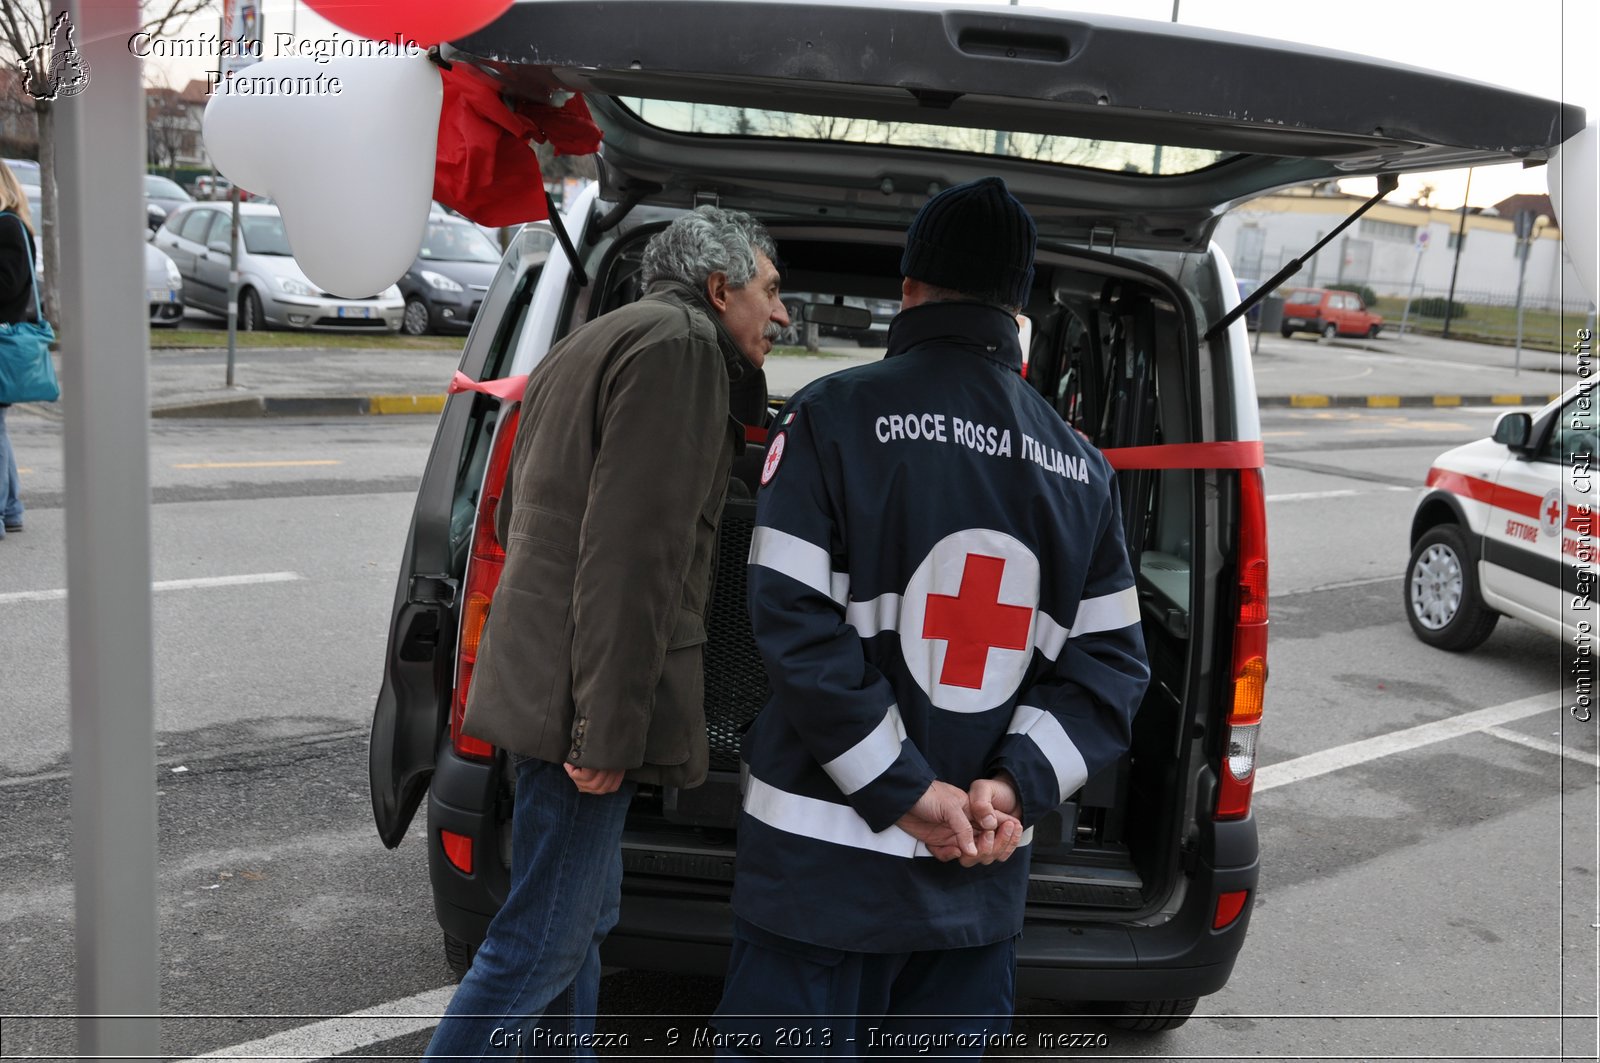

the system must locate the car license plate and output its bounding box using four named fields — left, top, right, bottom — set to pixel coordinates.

left=1285, top=317, right=1304, bottom=326
left=148, top=288, right=175, bottom=302
left=338, top=306, right=372, bottom=319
